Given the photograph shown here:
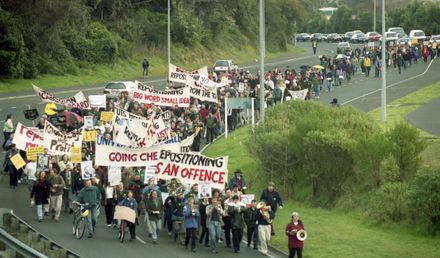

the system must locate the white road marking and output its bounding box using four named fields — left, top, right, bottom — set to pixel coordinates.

left=136, top=236, right=146, bottom=244
left=10, top=107, right=16, bottom=109
left=242, top=239, right=277, bottom=258
left=341, top=58, right=436, bottom=106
